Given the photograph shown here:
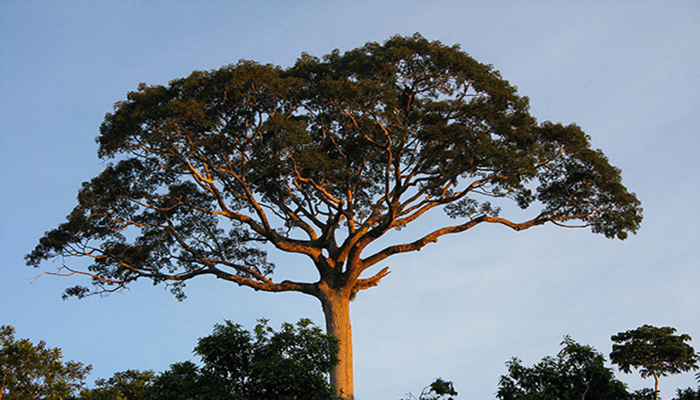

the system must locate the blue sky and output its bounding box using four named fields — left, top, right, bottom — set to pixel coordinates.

left=1, top=2, right=699, bottom=399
